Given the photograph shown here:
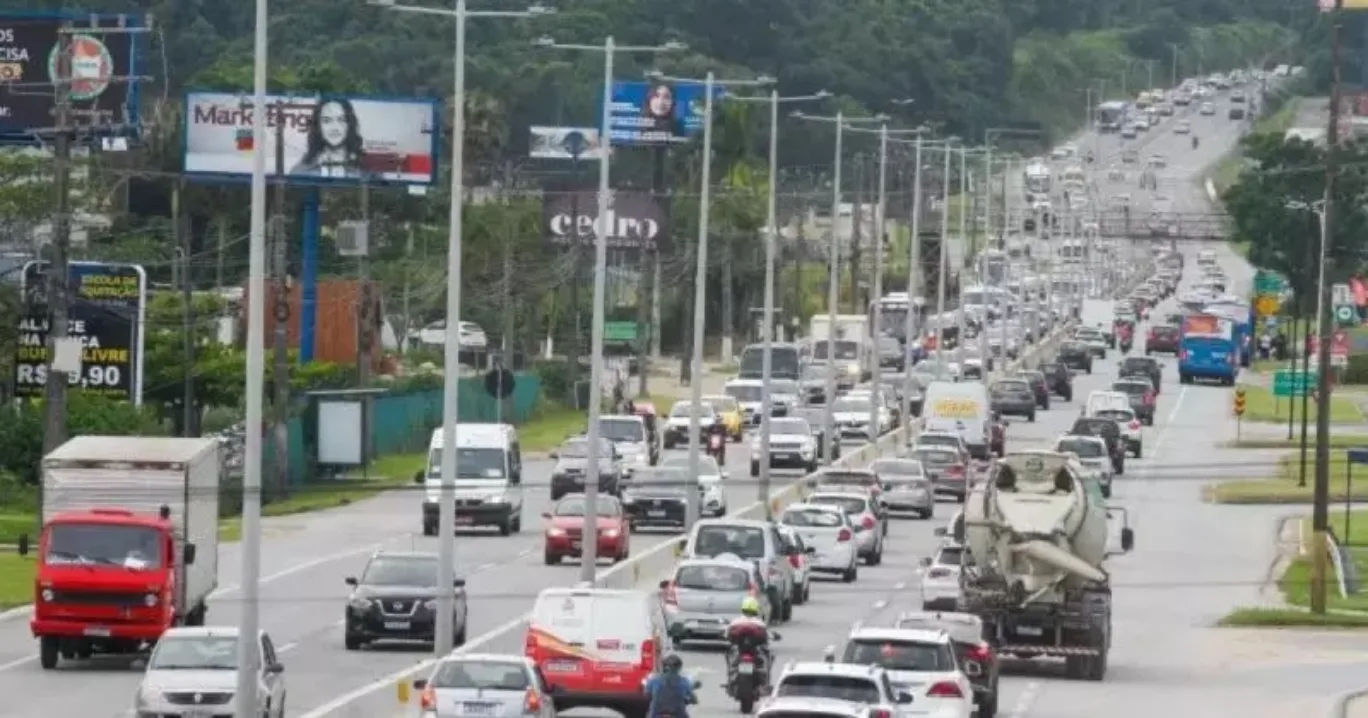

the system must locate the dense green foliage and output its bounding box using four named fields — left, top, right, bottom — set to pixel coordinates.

left=1223, top=134, right=1368, bottom=303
